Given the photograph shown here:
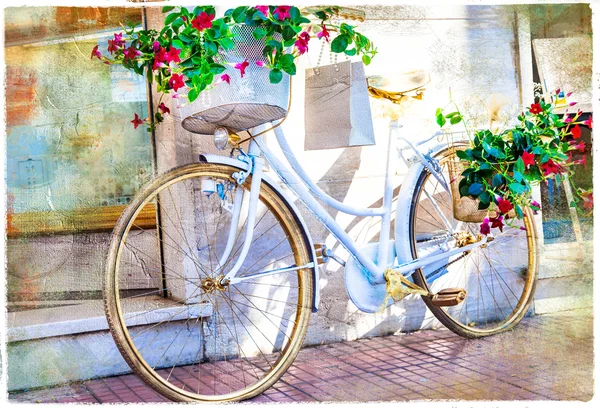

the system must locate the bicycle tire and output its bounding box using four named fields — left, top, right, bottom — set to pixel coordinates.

left=104, top=162, right=313, bottom=402
left=407, top=144, right=538, bottom=338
